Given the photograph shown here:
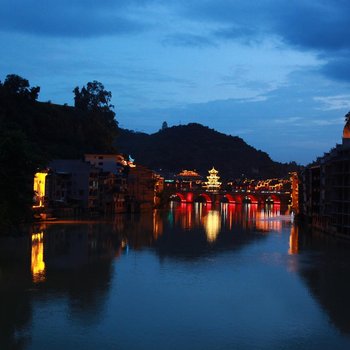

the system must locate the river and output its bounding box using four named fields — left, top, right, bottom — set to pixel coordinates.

left=1, top=203, right=350, bottom=350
